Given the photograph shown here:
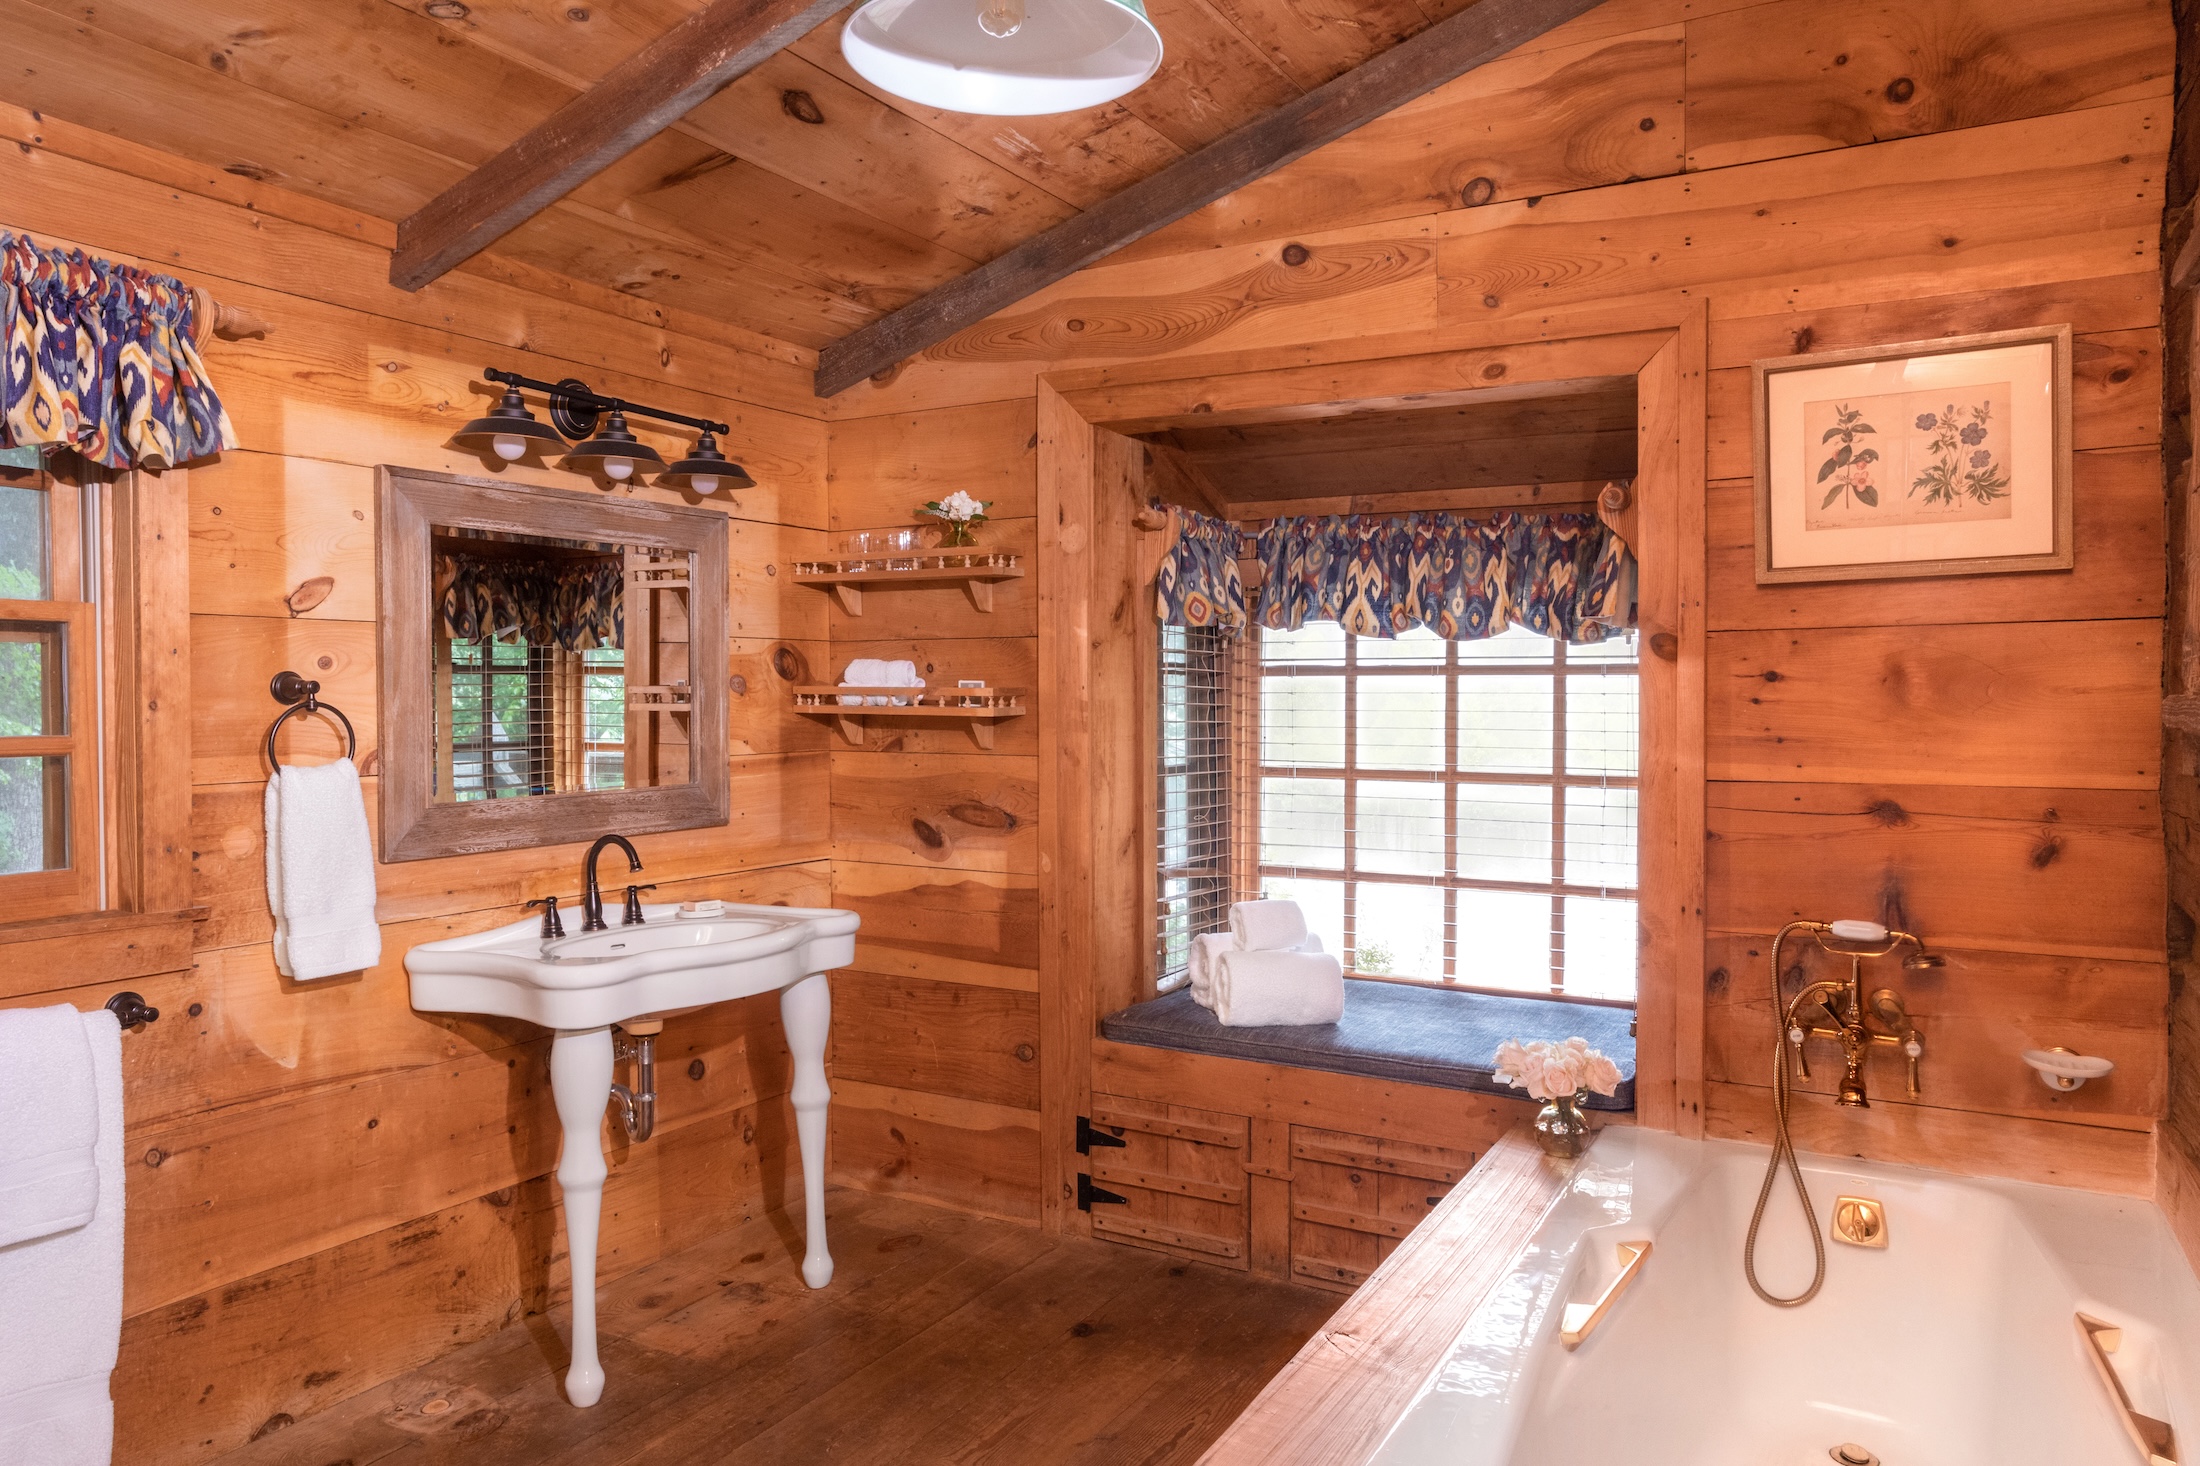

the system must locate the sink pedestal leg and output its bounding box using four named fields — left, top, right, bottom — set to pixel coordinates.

left=550, top=1025, right=614, bottom=1407
left=780, top=972, right=834, bottom=1288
